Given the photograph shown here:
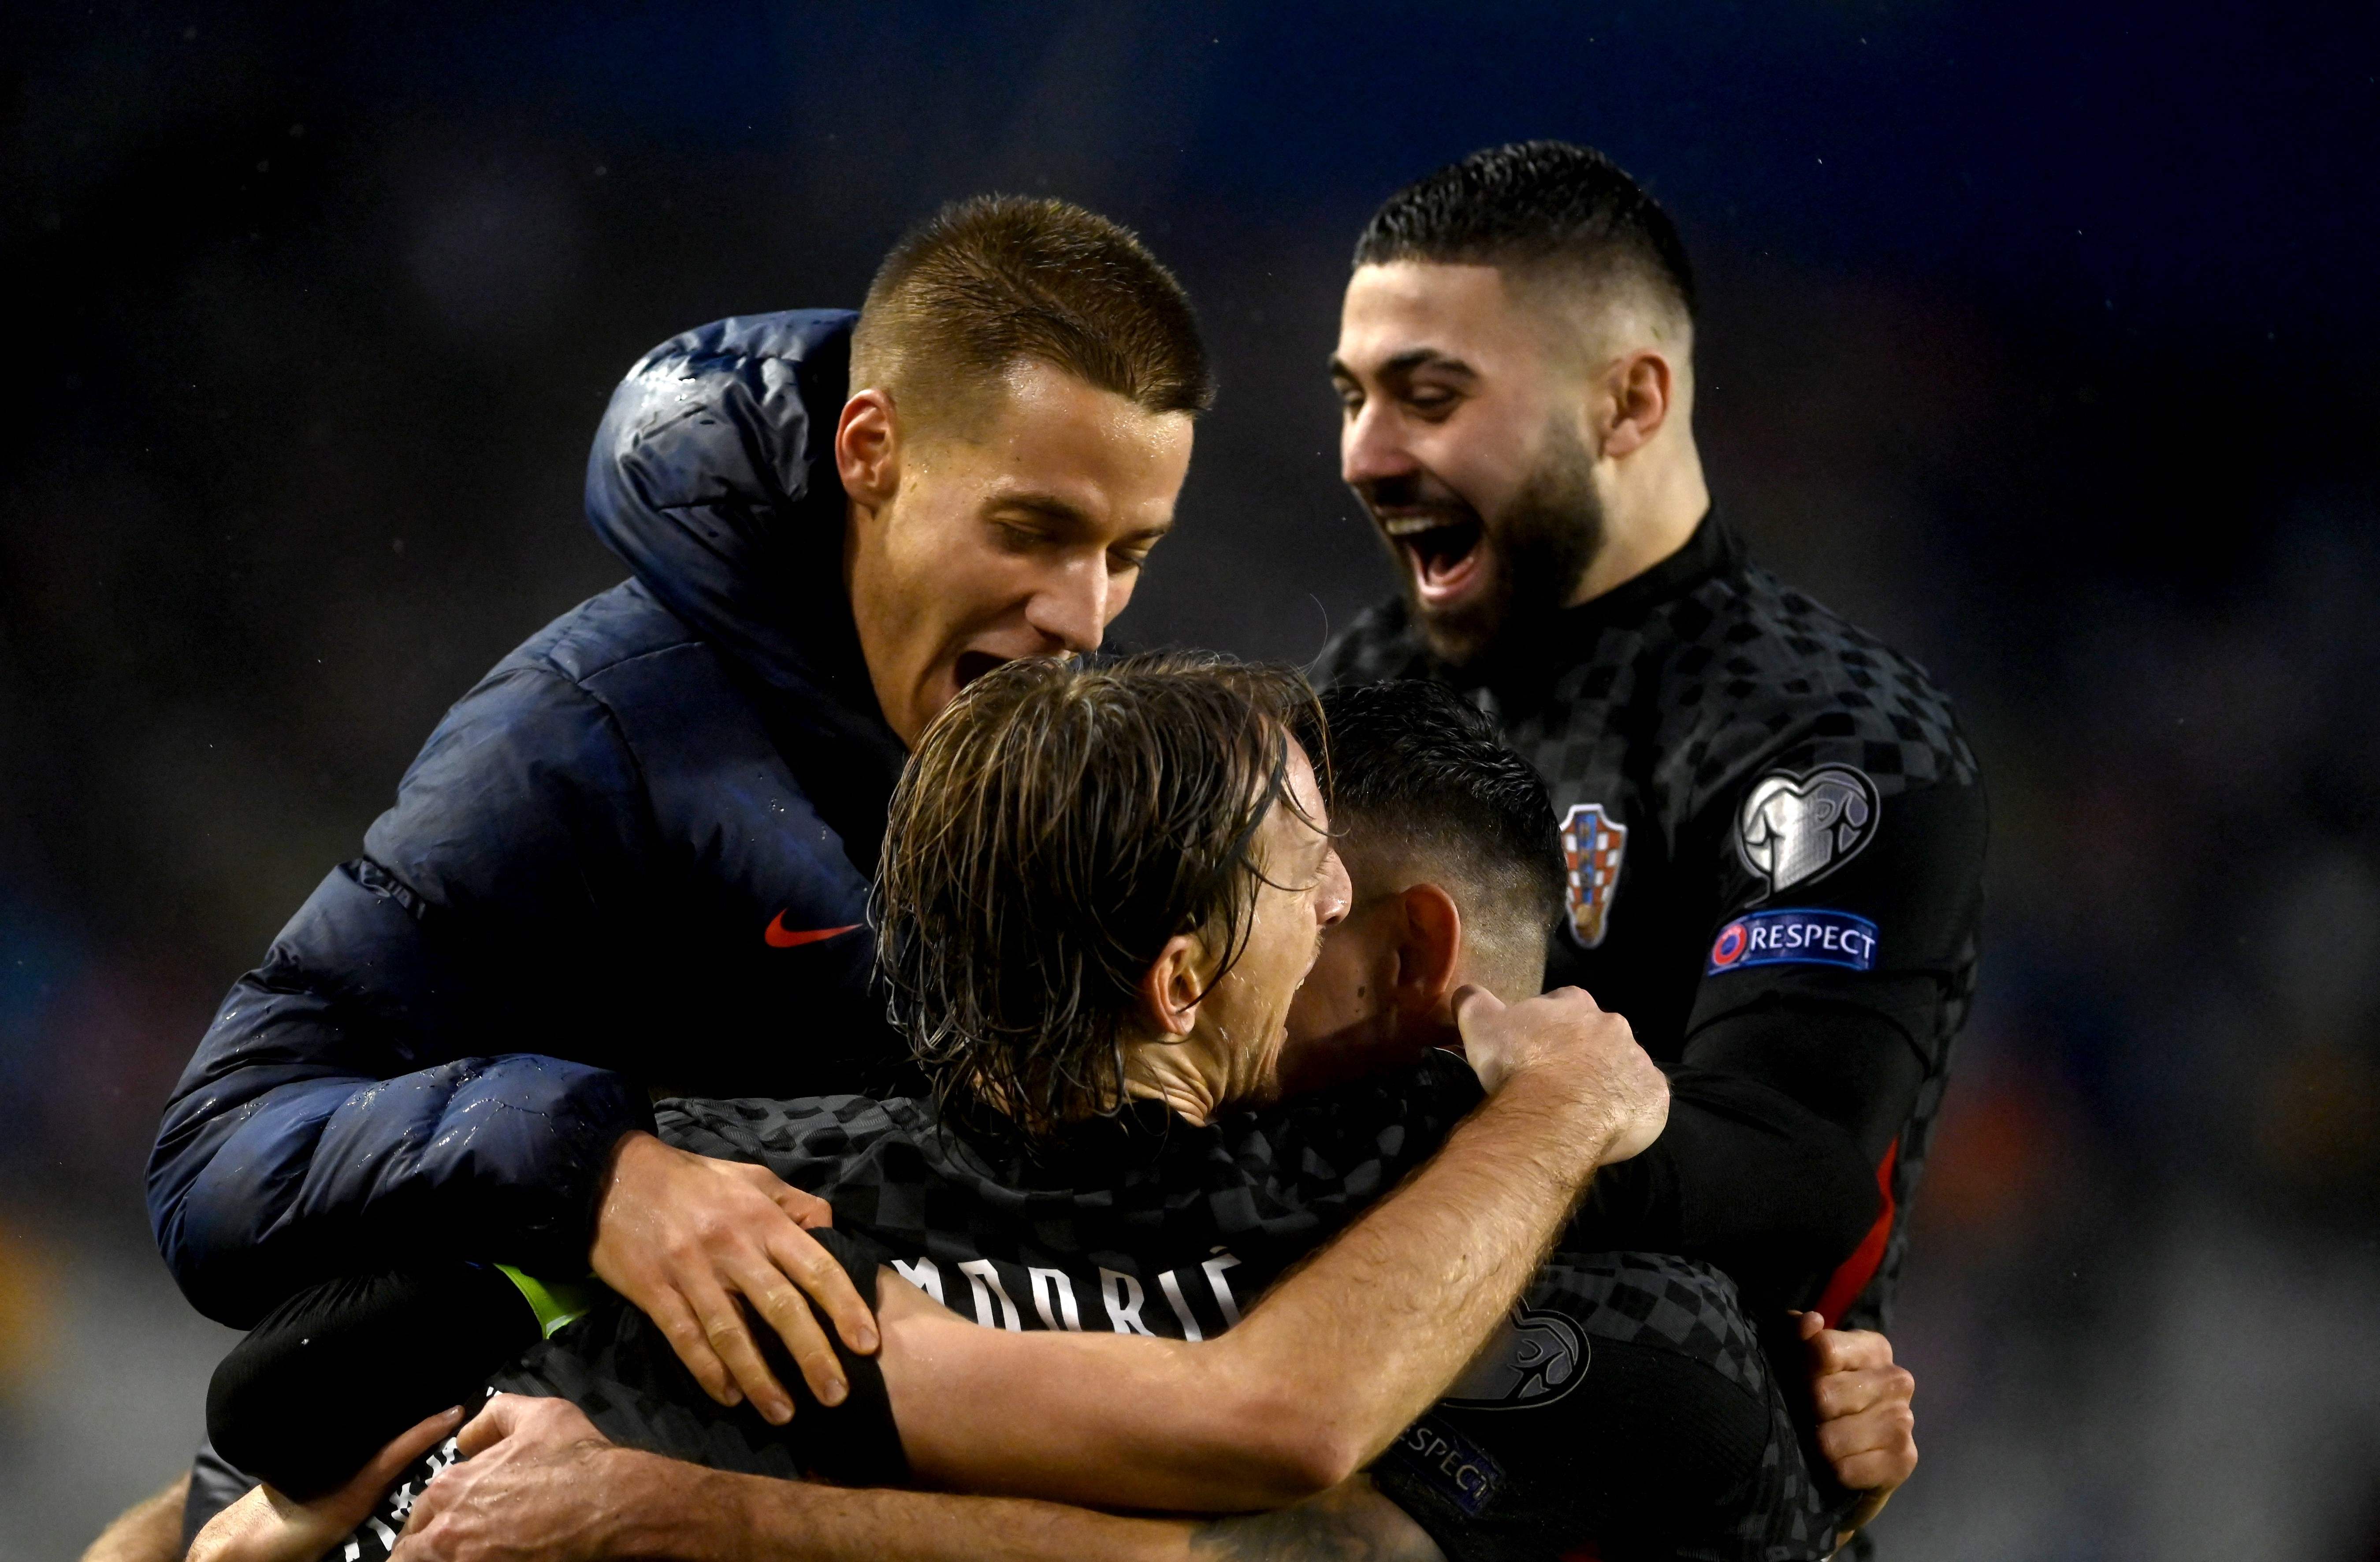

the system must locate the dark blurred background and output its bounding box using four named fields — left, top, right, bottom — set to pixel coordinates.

left=6, top=3, right=2378, bottom=1555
